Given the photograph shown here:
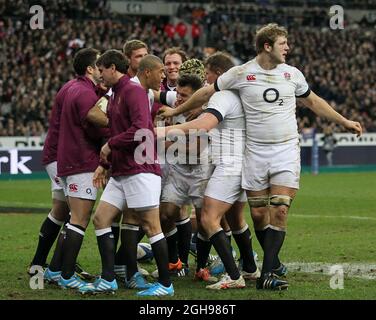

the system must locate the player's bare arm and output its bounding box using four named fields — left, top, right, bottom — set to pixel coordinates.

left=100, top=142, right=111, bottom=164
left=87, top=97, right=109, bottom=127
left=184, top=106, right=204, bottom=121
left=92, top=165, right=108, bottom=189
left=299, top=91, right=363, bottom=137
left=158, top=84, right=216, bottom=118
left=156, top=112, right=218, bottom=138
